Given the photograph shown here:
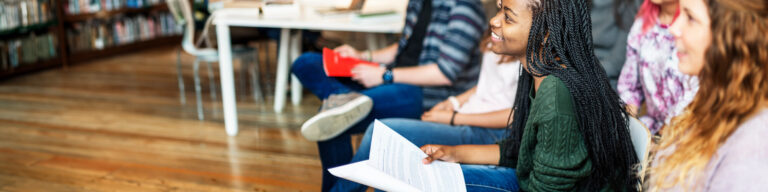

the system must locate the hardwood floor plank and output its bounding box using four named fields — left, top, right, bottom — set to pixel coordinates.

left=0, top=45, right=325, bottom=191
